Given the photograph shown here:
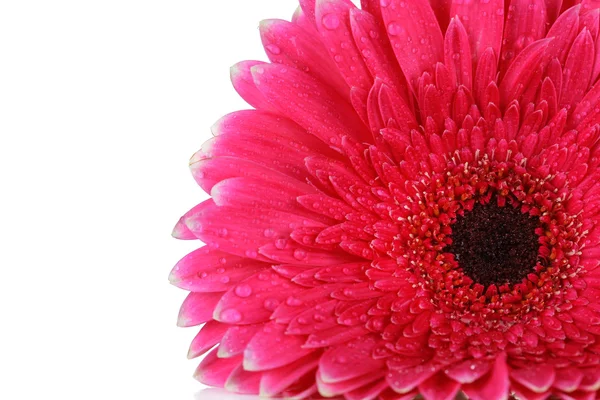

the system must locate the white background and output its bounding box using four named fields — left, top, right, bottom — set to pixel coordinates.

left=0, top=1, right=332, bottom=399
